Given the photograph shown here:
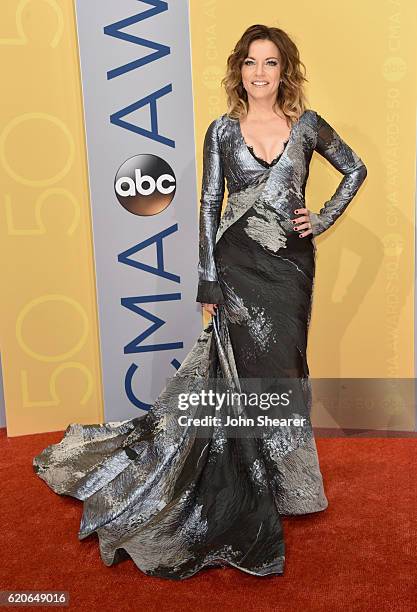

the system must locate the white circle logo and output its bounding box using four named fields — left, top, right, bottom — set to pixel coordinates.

left=114, top=154, right=176, bottom=216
